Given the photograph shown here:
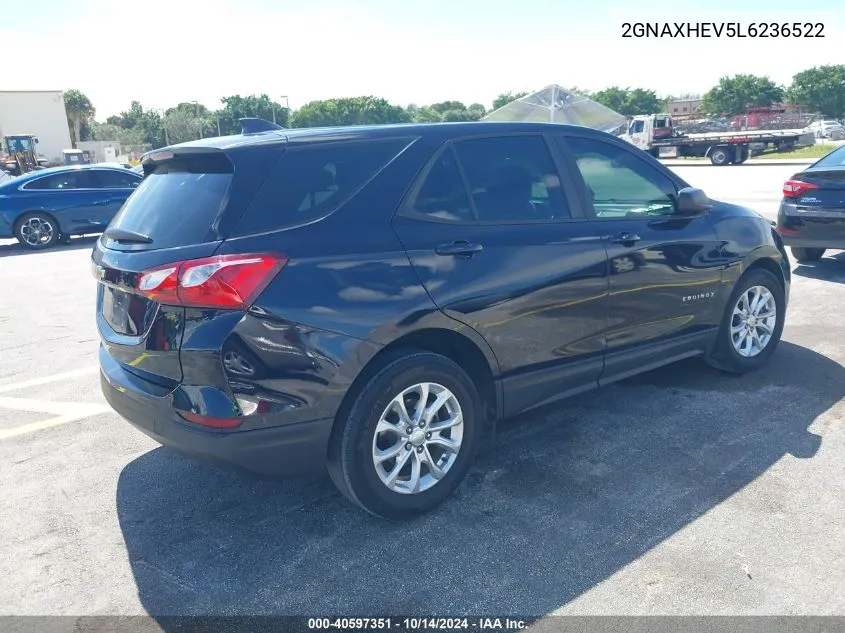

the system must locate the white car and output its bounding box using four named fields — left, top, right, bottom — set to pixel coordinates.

left=805, top=120, right=844, bottom=139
